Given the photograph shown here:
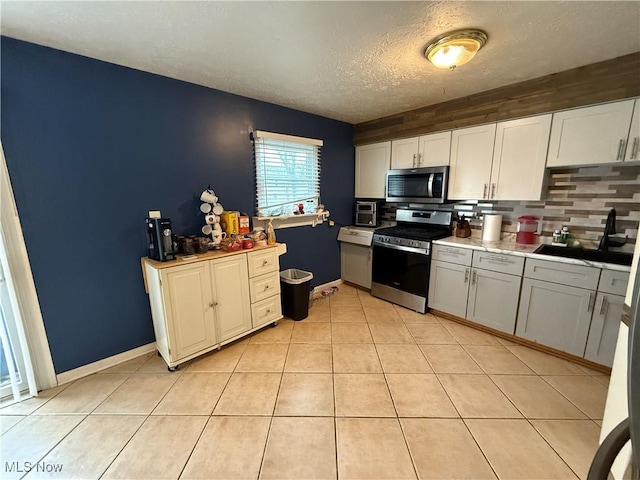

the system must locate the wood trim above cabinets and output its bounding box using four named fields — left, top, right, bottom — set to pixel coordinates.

left=354, top=52, right=640, bottom=145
